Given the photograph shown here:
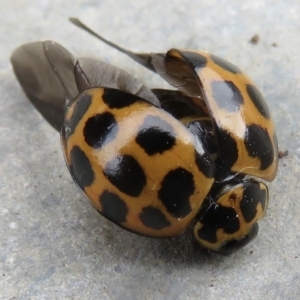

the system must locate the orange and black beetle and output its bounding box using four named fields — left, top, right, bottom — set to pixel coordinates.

left=10, top=18, right=278, bottom=255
